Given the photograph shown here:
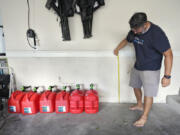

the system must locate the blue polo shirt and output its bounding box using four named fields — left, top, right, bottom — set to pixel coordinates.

left=130, top=22, right=171, bottom=71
